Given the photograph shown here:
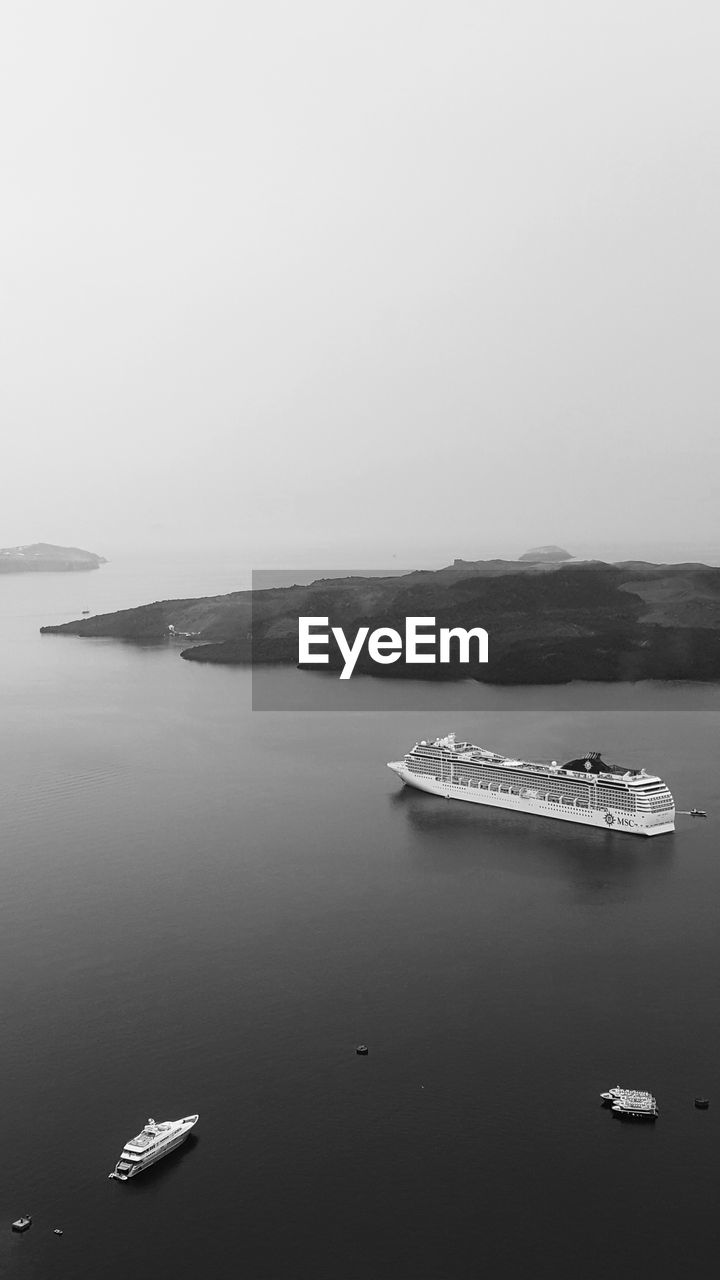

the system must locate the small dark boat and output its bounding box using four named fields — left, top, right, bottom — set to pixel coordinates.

left=11, top=1216, right=32, bottom=1233
left=689, top=809, right=707, bottom=818
left=695, top=1097, right=710, bottom=1109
